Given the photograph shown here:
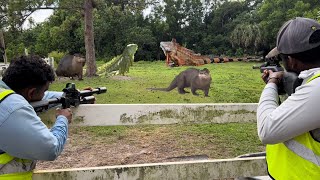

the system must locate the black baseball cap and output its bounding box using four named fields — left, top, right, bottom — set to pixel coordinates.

left=277, top=17, right=320, bottom=54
